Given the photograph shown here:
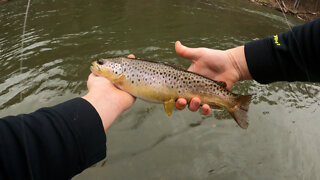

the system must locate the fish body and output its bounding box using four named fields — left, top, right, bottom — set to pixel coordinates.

left=90, top=57, right=251, bottom=129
